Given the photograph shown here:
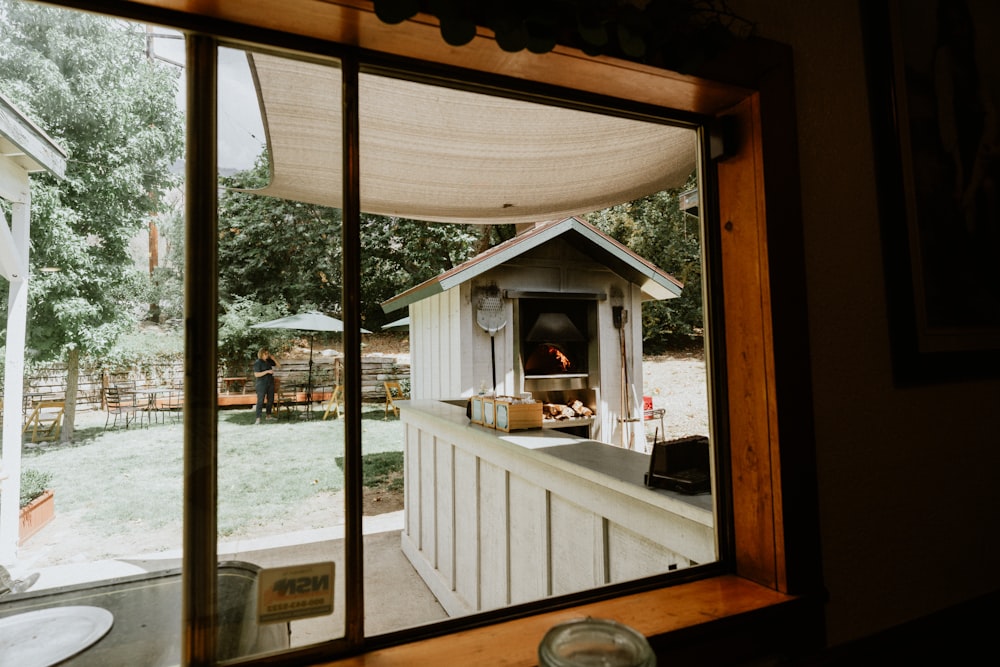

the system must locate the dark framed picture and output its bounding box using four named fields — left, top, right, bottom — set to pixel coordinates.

left=862, top=0, right=1000, bottom=384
